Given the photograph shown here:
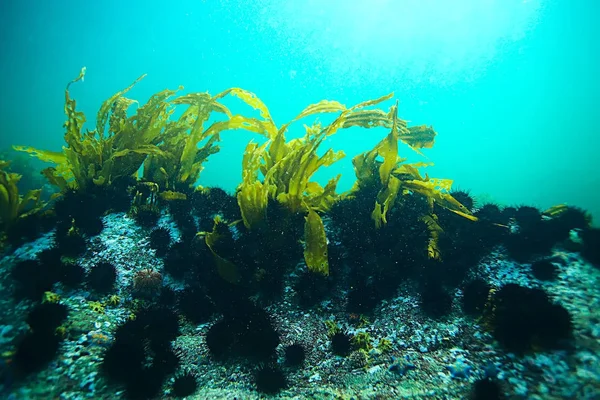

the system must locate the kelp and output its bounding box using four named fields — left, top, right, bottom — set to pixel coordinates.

left=351, top=101, right=476, bottom=229
left=346, top=101, right=476, bottom=261
left=422, top=214, right=444, bottom=261
left=236, top=93, right=401, bottom=276
left=159, top=191, right=187, bottom=201
left=238, top=93, right=398, bottom=226
left=11, top=71, right=475, bottom=274
left=237, top=142, right=272, bottom=229
left=303, top=209, right=329, bottom=275
left=201, top=216, right=240, bottom=284
left=16, top=68, right=162, bottom=190
left=17, top=71, right=273, bottom=193
left=543, top=204, right=593, bottom=227
left=0, top=160, right=44, bottom=232
left=143, top=89, right=274, bottom=189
